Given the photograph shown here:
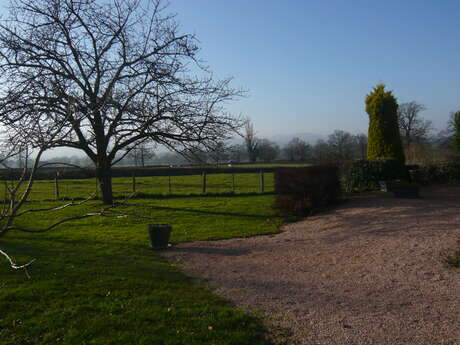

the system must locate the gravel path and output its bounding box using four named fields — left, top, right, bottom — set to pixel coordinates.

left=162, top=186, right=460, bottom=345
